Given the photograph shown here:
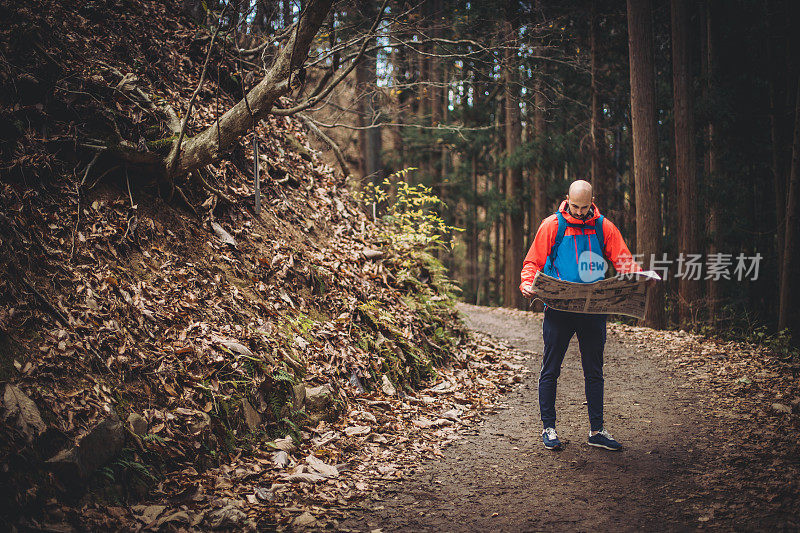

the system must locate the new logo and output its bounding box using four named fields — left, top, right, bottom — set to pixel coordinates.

left=578, top=250, right=607, bottom=282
